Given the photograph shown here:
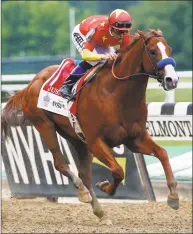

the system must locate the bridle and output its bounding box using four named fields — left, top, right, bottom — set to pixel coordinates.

left=111, top=35, right=175, bottom=82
